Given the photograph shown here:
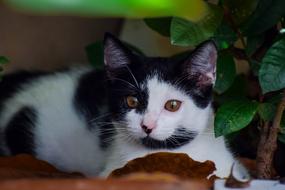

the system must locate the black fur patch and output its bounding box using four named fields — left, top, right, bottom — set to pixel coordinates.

left=141, top=127, right=197, bottom=149
left=5, top=106, right=37, bottom=154
left=0, top=71, right=45, bottom=155
left=0, top=71, right=46, bottom=113
left=74, top=70, right=116, bottom=149
left=74, top=70, right=107, bottom=120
